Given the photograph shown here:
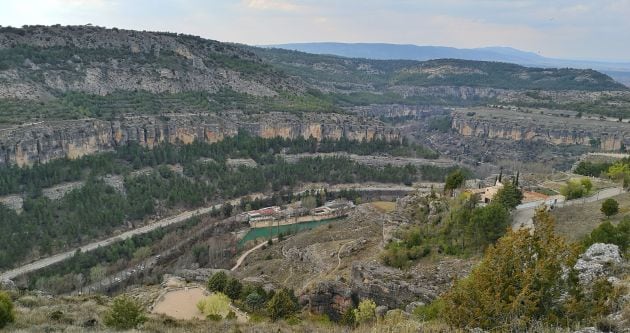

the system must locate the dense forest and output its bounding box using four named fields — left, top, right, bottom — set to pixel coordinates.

left=0, top=134, right=456, bottom=270
left=0, top=133, right=437, bottom=196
